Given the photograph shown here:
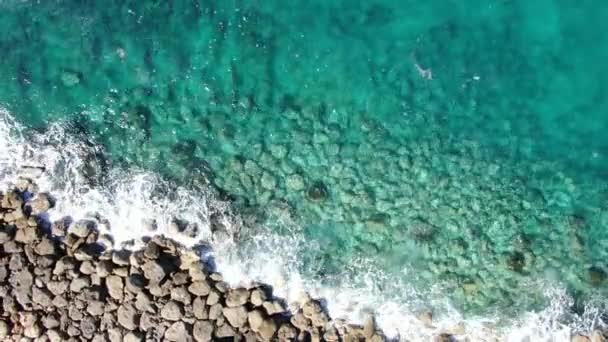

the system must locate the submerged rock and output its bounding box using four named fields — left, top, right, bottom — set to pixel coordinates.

left=306, top=181, right=328, bottom=201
